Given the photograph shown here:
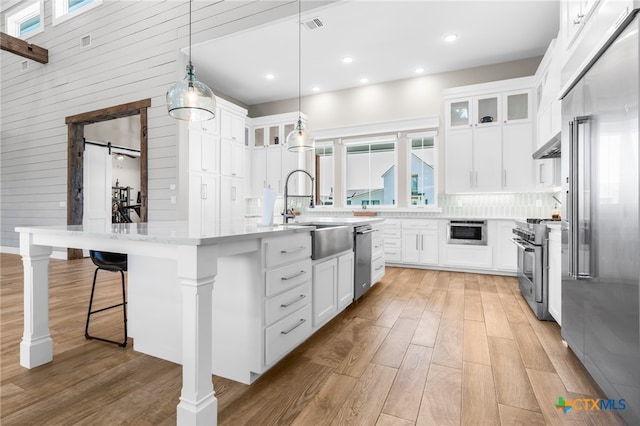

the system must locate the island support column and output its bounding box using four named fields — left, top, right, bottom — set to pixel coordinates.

left=176, top=244, right=218, bottom=426
left=19, top=232, right=53, bottom=368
